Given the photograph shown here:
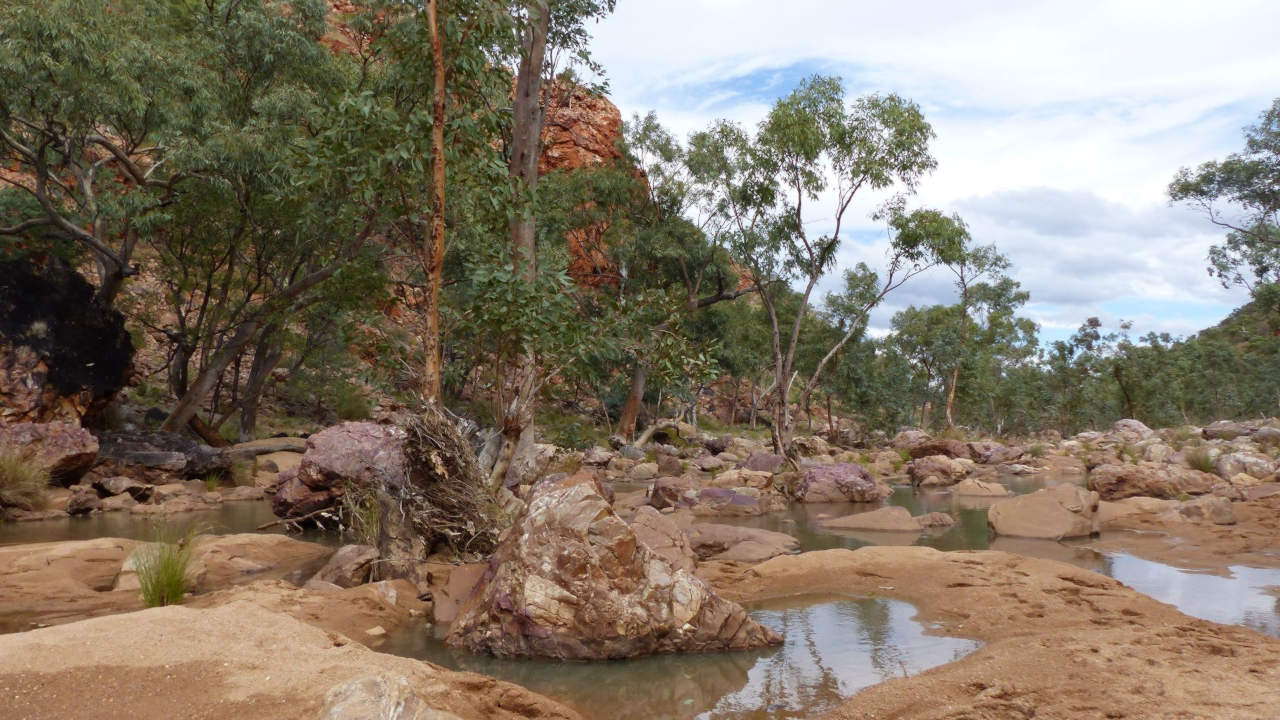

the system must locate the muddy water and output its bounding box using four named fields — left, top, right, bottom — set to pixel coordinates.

left=381, top=594, right=978, bottom=720
left=0, top=500, right=338, bottom=547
